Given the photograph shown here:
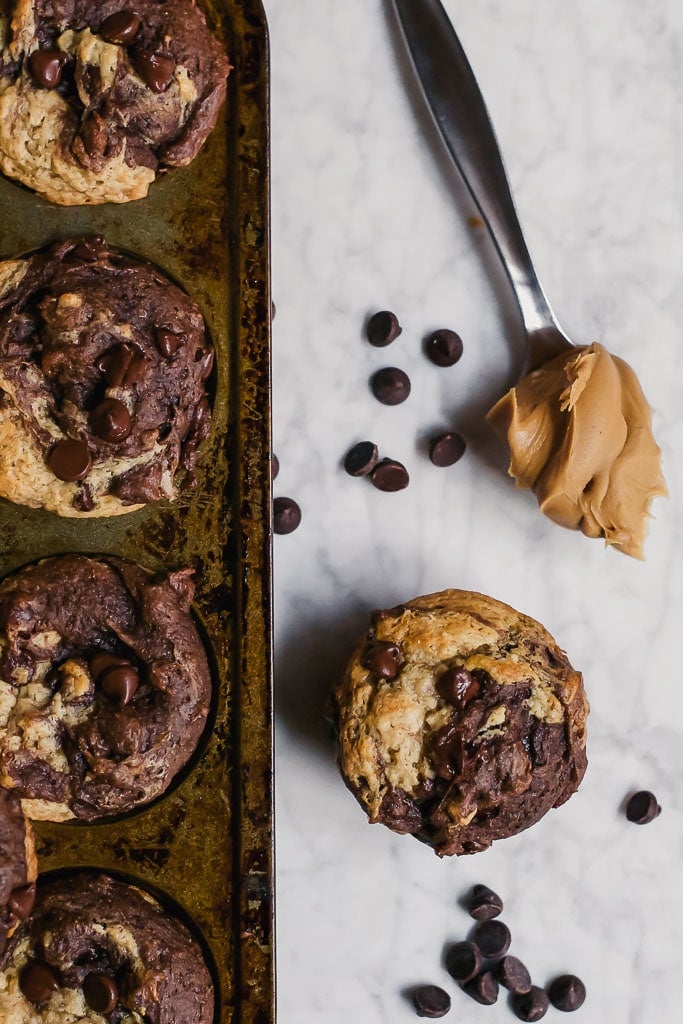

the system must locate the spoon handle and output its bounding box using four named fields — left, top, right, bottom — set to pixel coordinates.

left=391, top=0, right=571, bottom=362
